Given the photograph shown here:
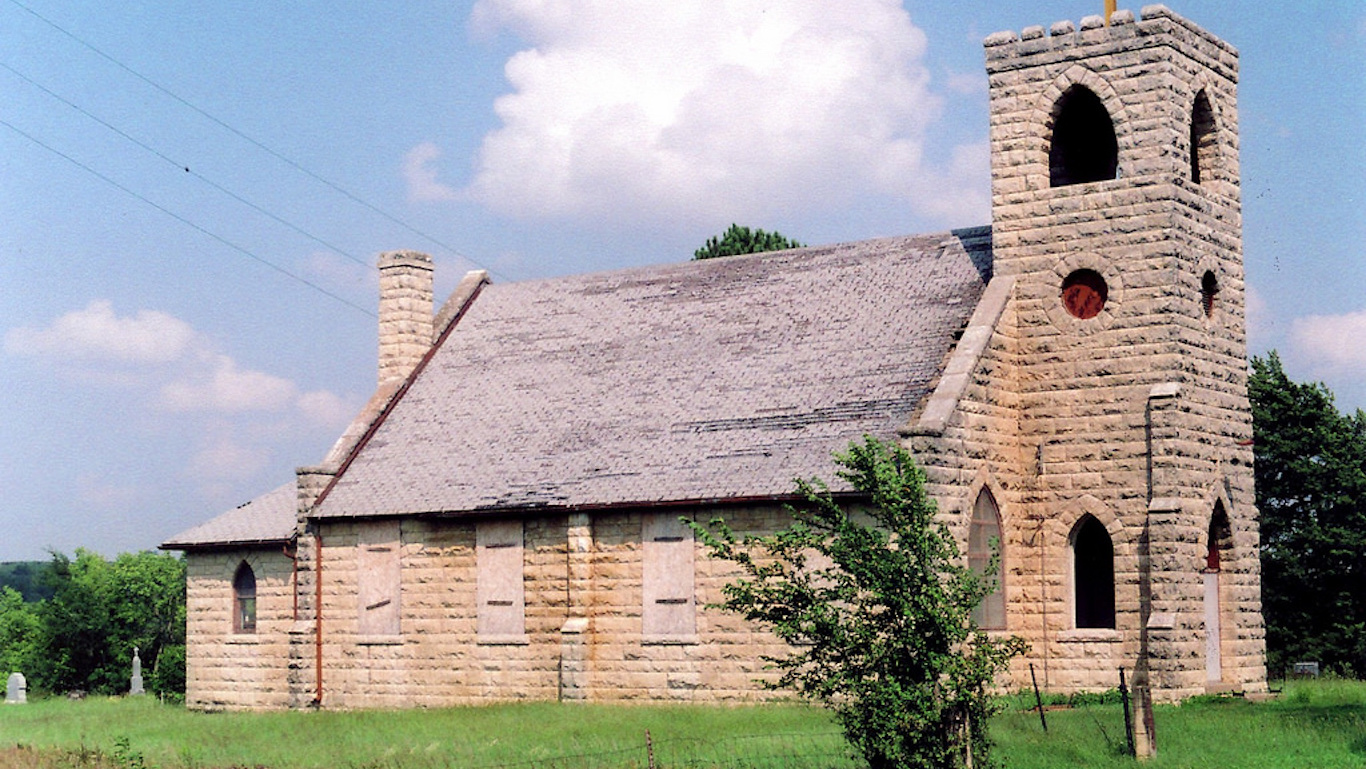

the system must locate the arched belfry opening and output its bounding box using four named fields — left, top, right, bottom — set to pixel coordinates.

left=1190, top=90, right=1216, bottom=185
left=1072, top=514, right=1115, bottom=629
left=1049, top=85, right=1119, bottom=187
